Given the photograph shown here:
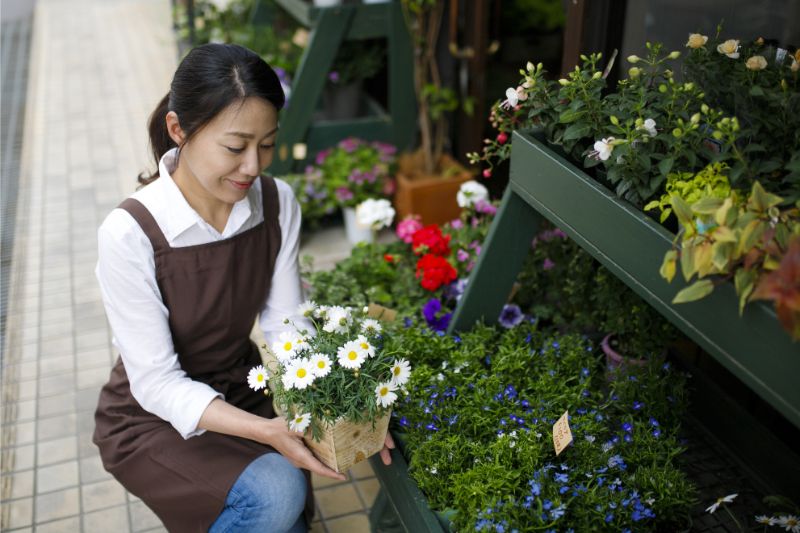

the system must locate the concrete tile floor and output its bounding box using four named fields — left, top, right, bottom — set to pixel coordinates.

left=0, top=1, right=384, bottom=531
